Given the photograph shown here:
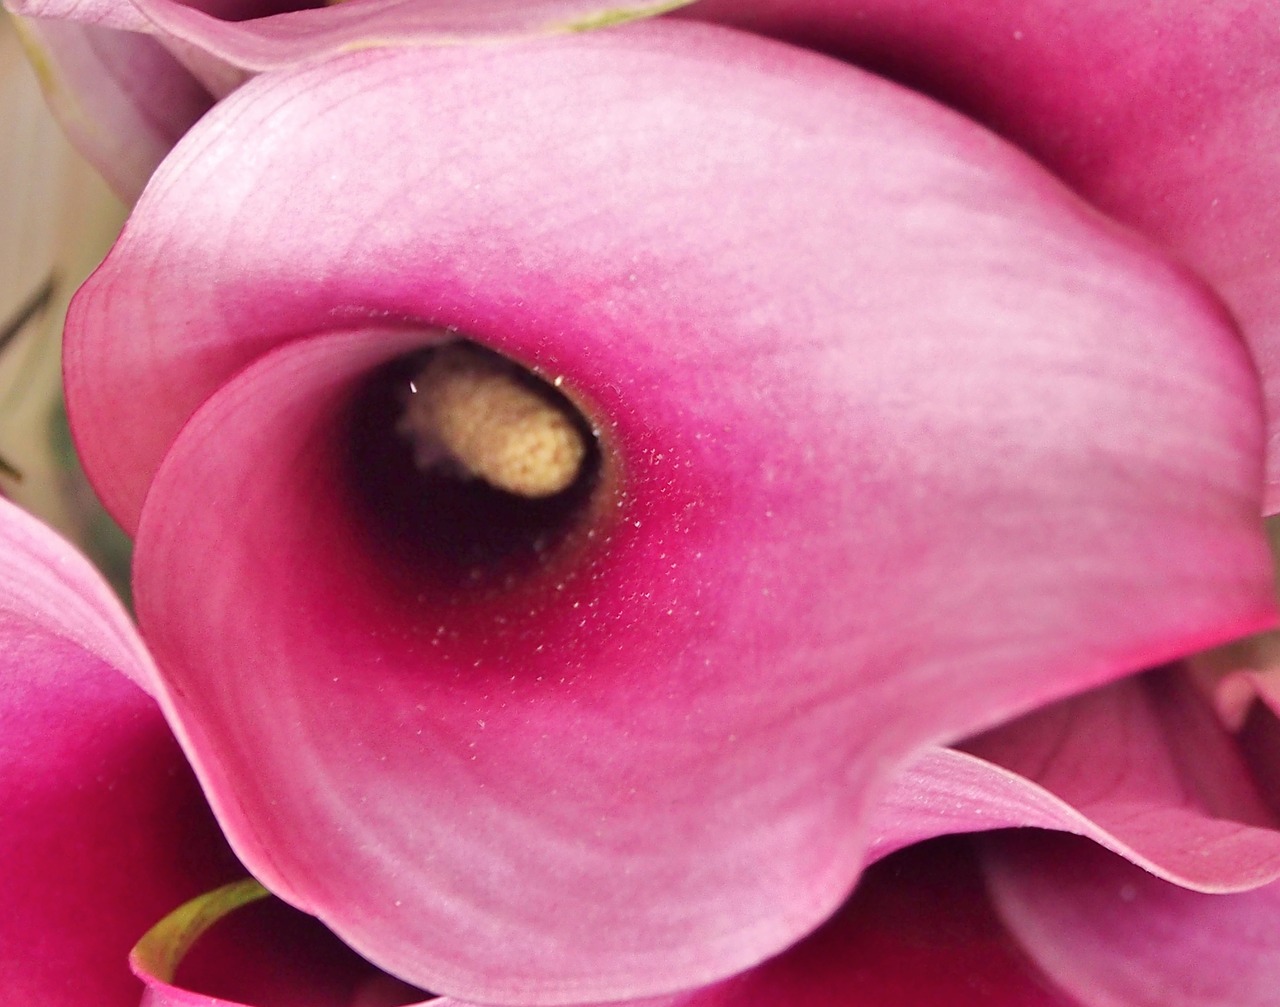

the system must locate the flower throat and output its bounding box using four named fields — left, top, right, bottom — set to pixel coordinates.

left=347, top=339, right=602, bottom=585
